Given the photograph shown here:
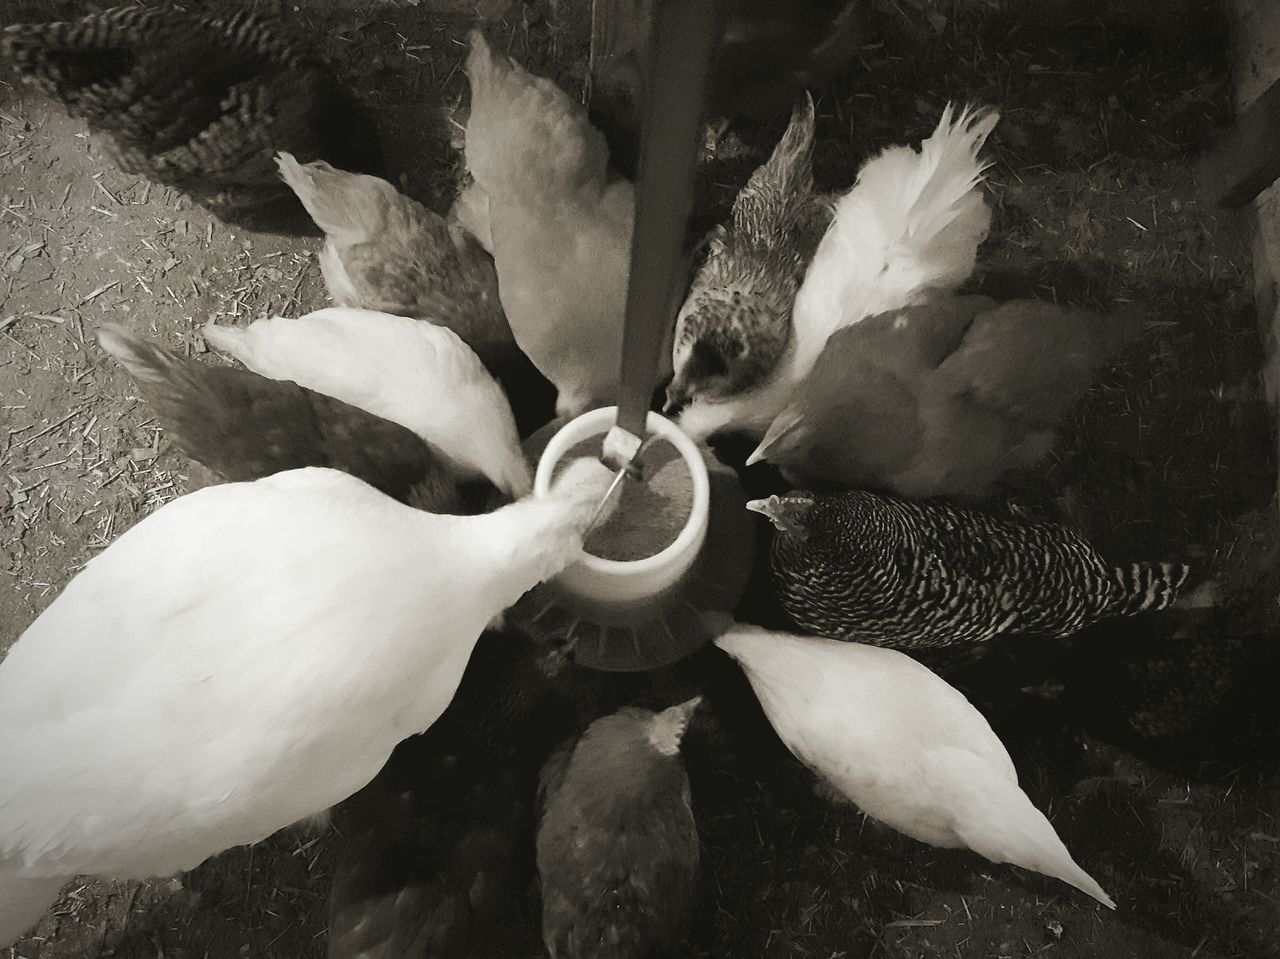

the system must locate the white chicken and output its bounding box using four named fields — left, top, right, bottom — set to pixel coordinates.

left=713, top=624, right=1116, bottom=909
left=461, top=29, right=636, bottom=417
left=203, top=307, right=530, bottom=498
left=0, top=458, right=617, bottom=946
left=677, top=104, right=999, bottom=441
